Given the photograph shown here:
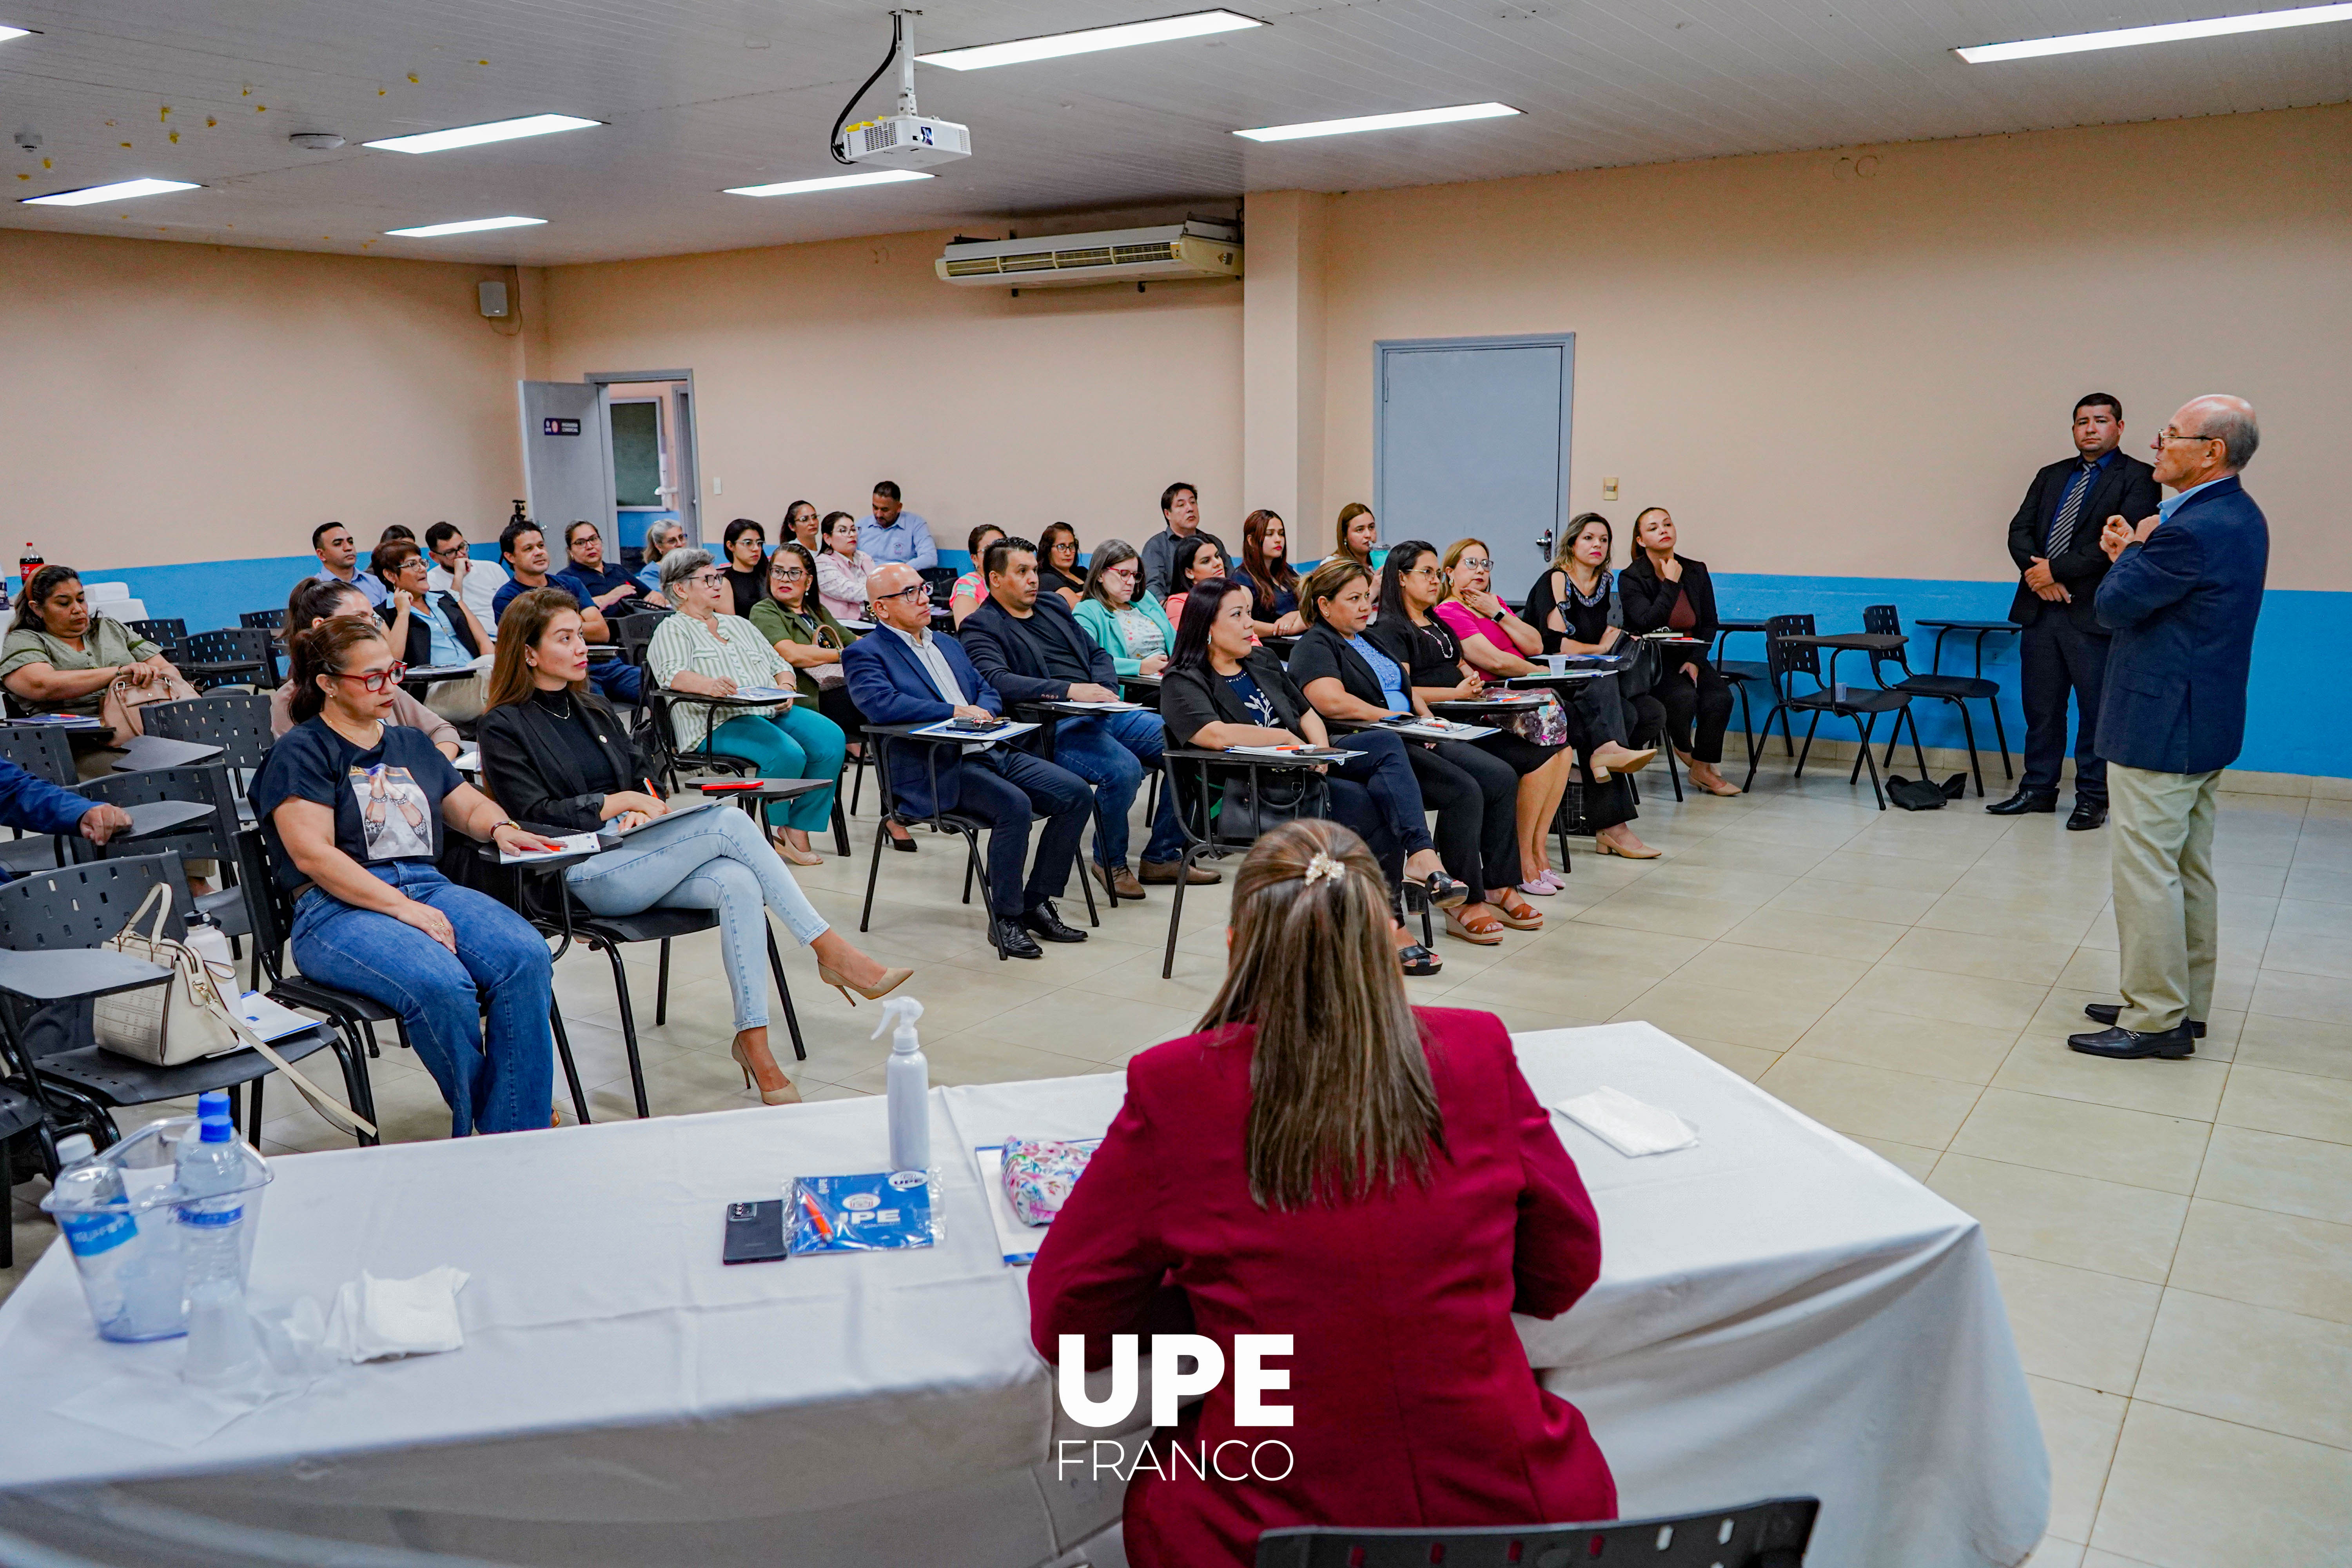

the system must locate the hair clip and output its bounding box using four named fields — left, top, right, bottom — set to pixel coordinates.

left=1301, top=851, right=1344, bottom=887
